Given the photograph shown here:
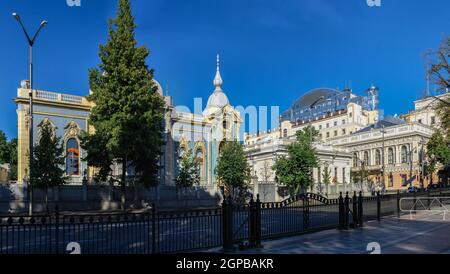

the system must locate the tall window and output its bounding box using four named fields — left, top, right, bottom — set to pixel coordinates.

left=317, top=167, right=321, bottom=183
left=375, top=149, right=381, bottom=165
left=179, top=146, right=186, bottom=158
left=283, top=129, right=288, bottom=138
left=388, top=147, right=395, bottom=165
left=195, top=148, right=204, bottom=181
left=401, top=174, right=407, bottom=186
left=363, top=151, right=370, bottom=166
left=353, top=153, right=358, bottom=167
left=388, top=173, right=394, bottom=188
left=401, top=146, right=408, bottom=164
left=66, top=138, right=80, bottom=176
left=334, top=167, right=338, bottom=183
